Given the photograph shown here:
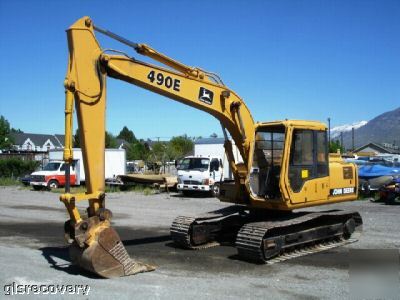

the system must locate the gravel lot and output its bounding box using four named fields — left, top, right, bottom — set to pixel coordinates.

left=0, top=186, right=399, bottom=299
